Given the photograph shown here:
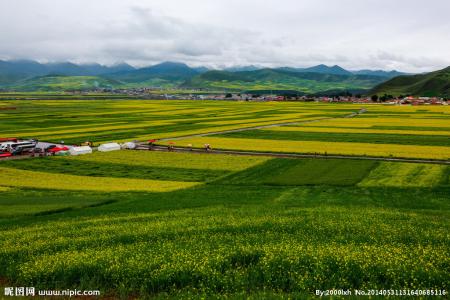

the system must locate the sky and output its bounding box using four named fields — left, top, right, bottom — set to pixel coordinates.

left=0, top=0, right=449, bottom=72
